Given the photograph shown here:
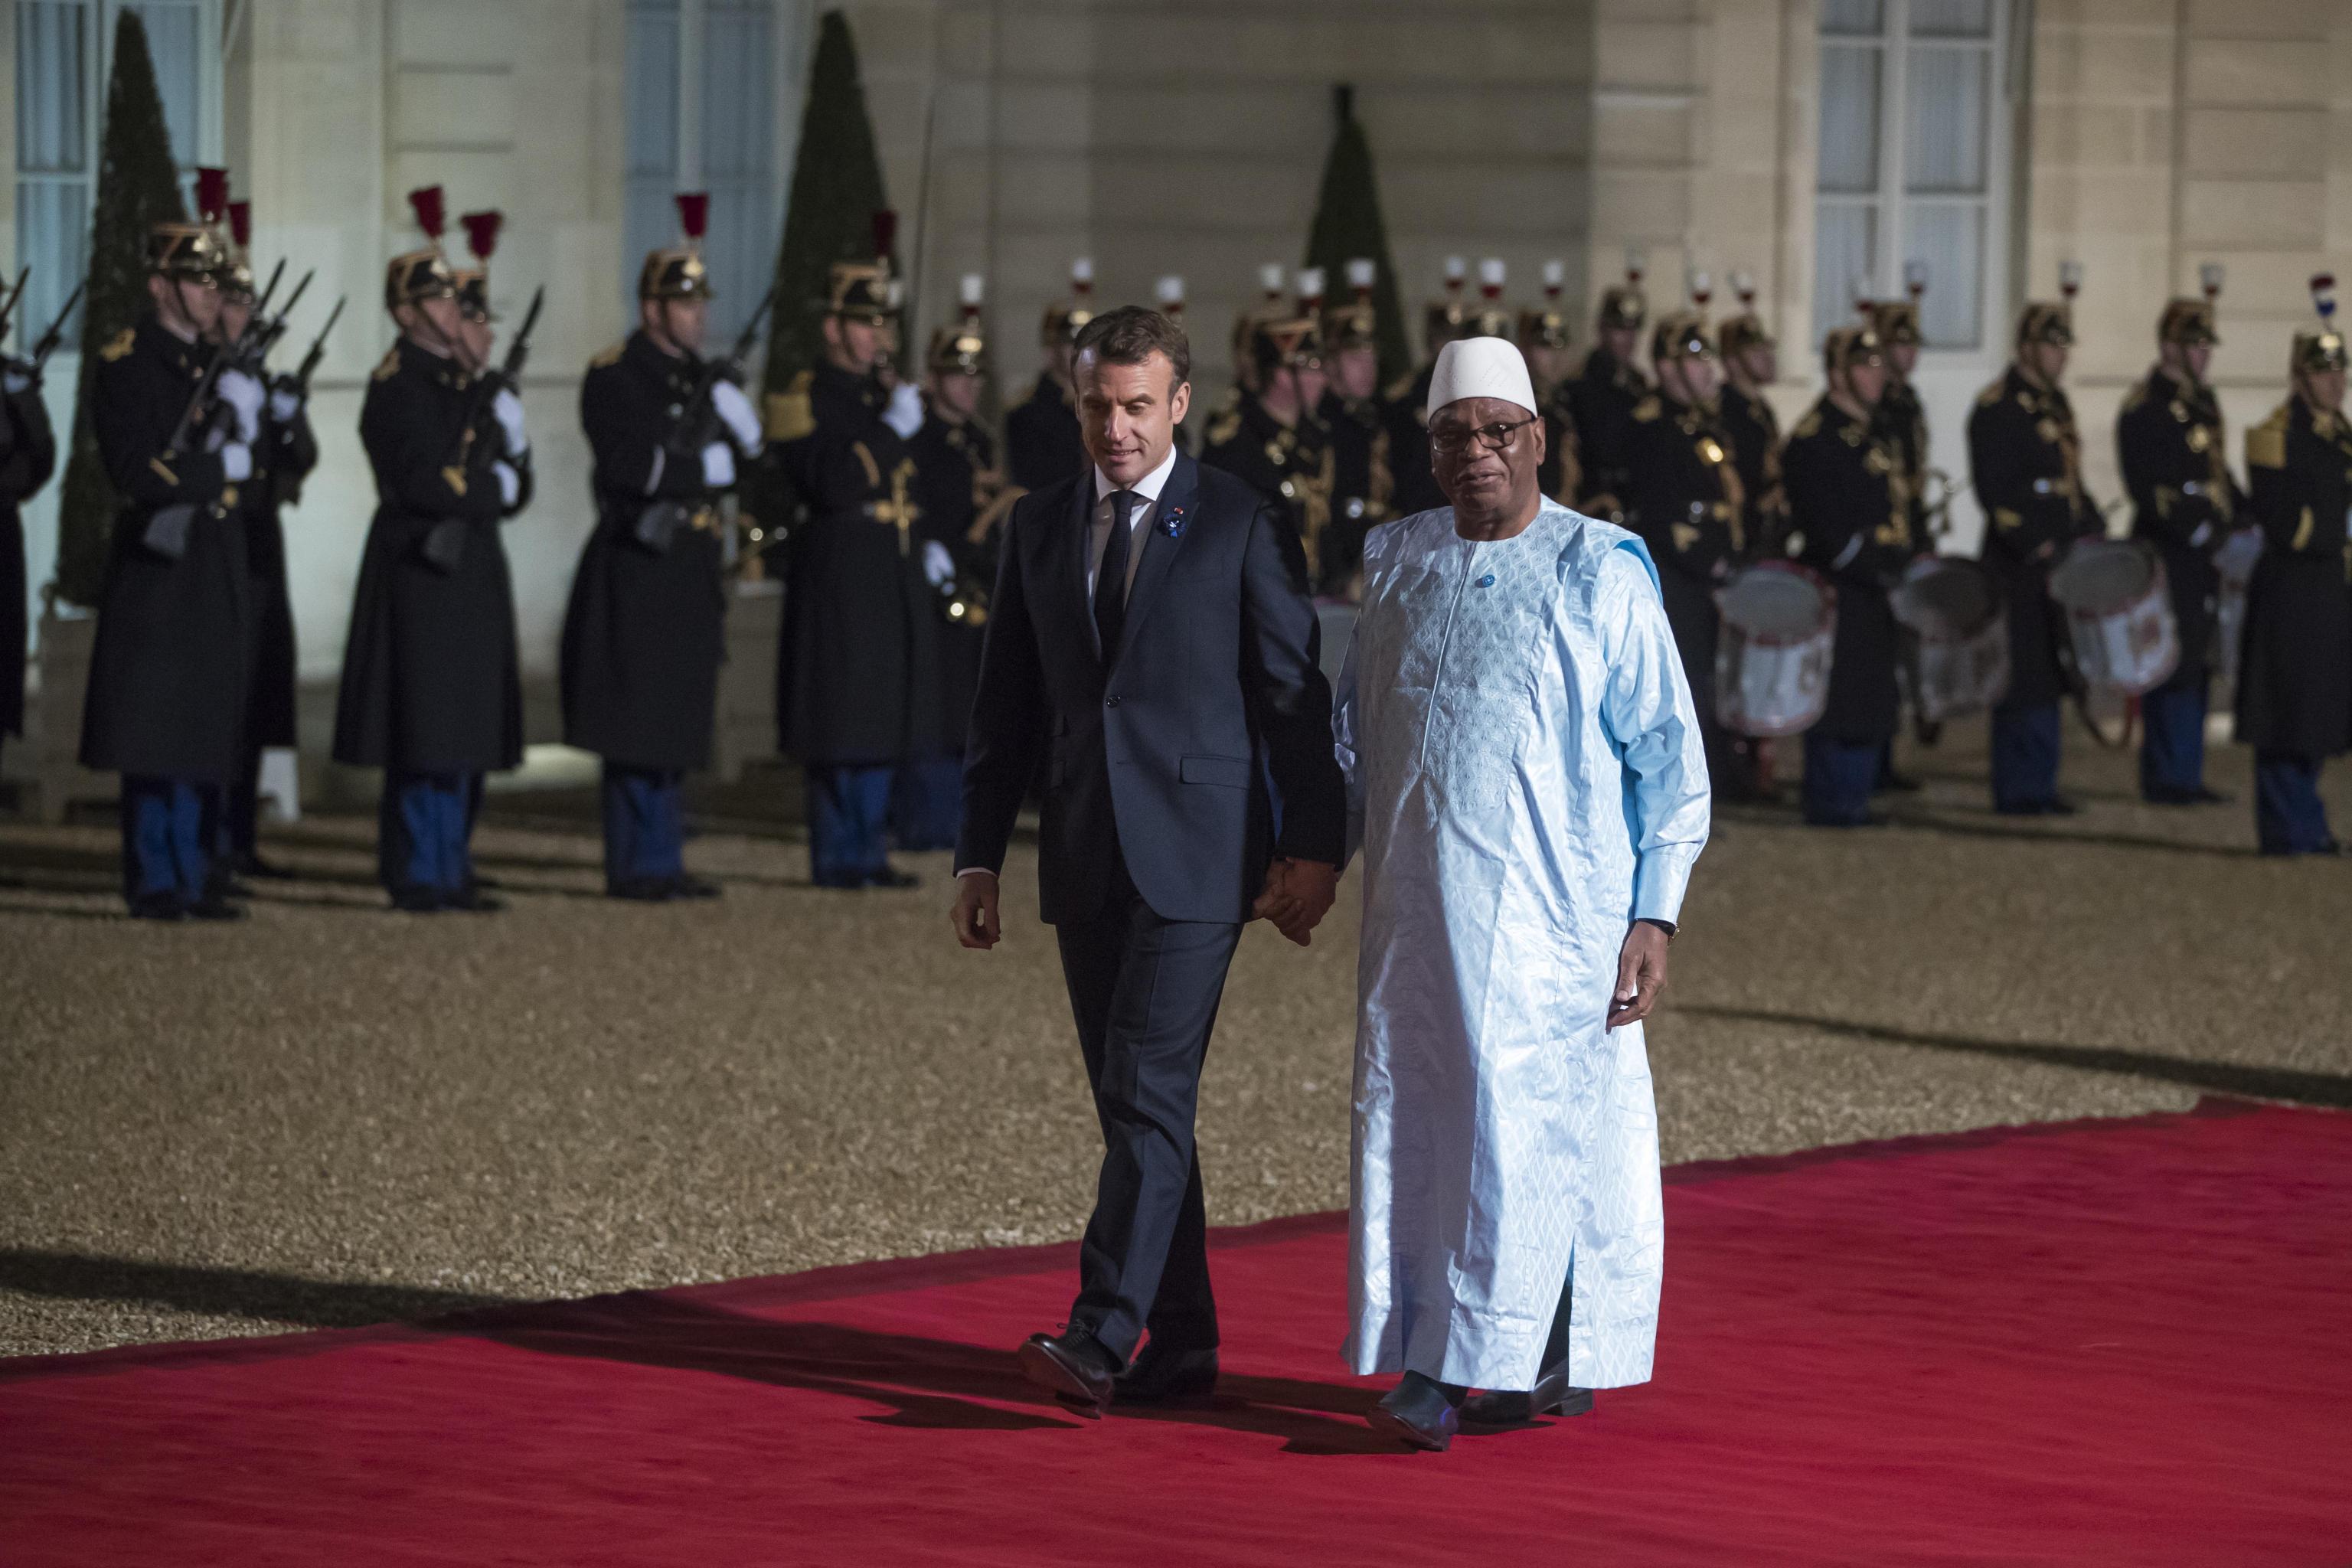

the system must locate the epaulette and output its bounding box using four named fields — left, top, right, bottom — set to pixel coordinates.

left=1206, top=408, right=1241, bottom=446
left=1790, top=410, right=1821, bottom=440
left=1382, top=371, right=1417, bottom=404
left=2119, top=377, right=2151, bottom=415
left=371, top=349, right=401, bottom=382
left=764, top=371, right=815, bottom=442
left=589, top=340, right=625, bottom=370
left=1631, top=396, right=1662, bottom=423
left=2245, top=403, right=2290, bottom=470
left=97, top=328, right=136, bottom=364
left=1975, top=378, right=2007, bottom=408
